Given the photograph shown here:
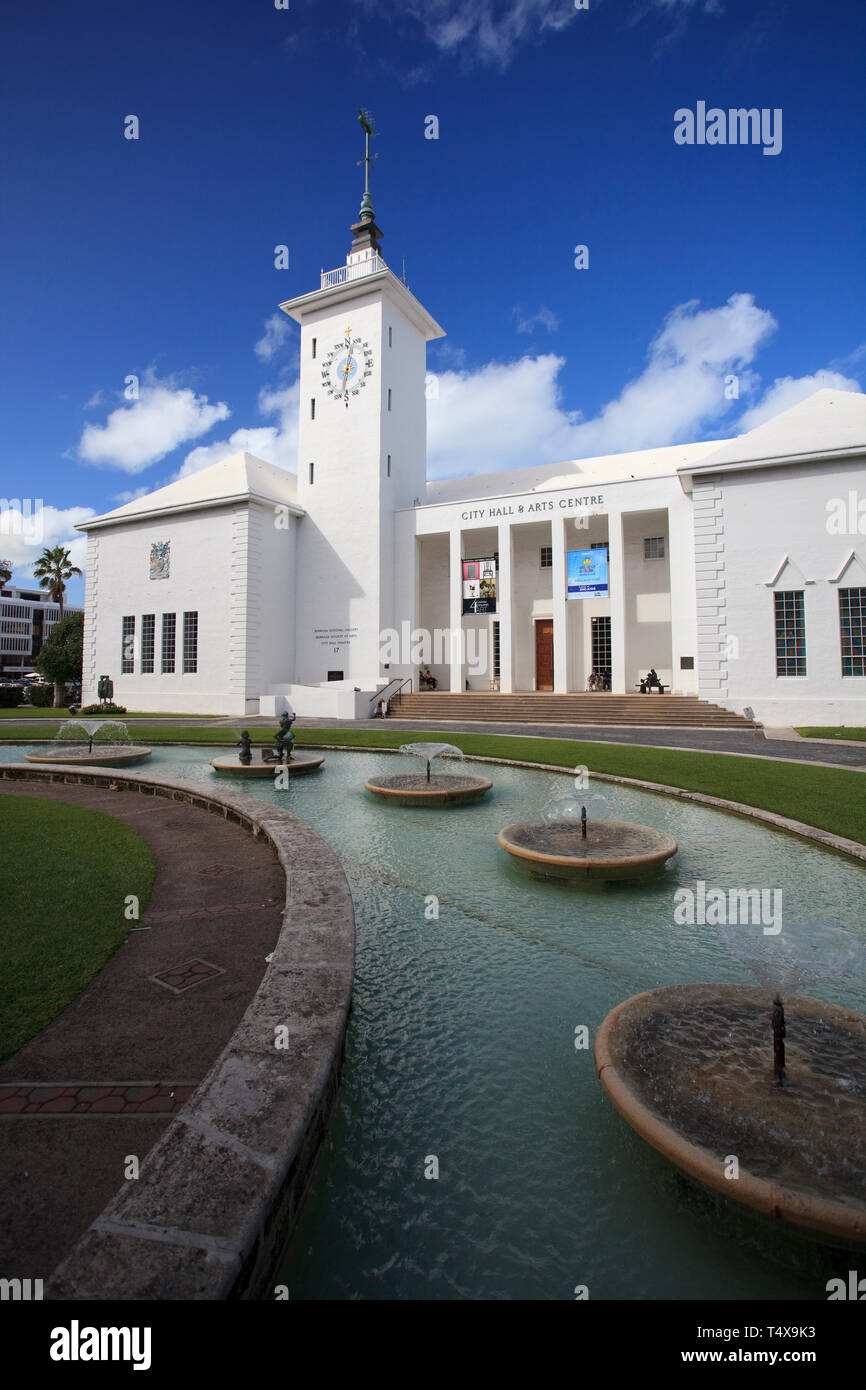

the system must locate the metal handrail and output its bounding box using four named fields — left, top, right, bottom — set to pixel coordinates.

left=369, top=675, right=412, bottom=711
